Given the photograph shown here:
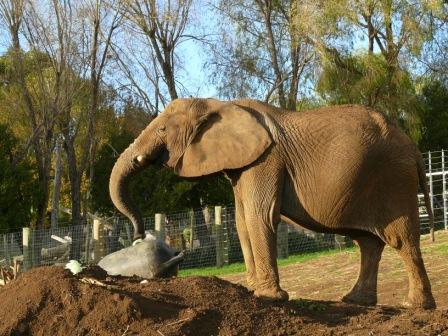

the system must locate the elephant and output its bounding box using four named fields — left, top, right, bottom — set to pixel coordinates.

left=98, top=234, right=184, bottom=278
left=109, top=98, right=436, bottom=309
